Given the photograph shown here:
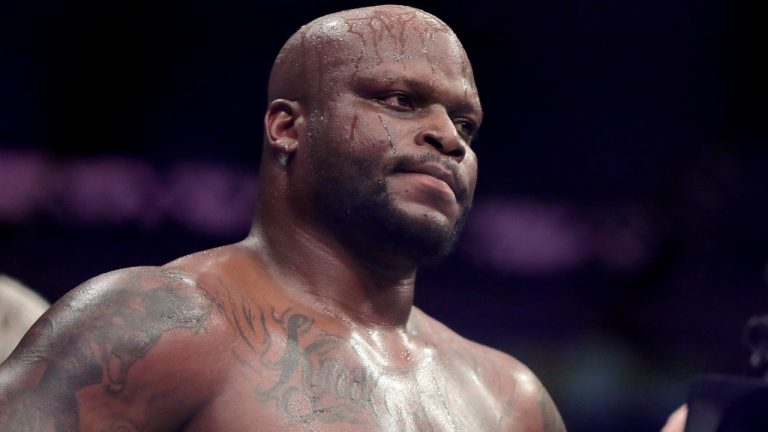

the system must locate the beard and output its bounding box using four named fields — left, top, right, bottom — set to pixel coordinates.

left=306, top=141, right=471, bottom=266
